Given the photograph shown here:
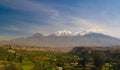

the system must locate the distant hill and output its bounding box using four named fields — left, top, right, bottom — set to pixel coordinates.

left=69, top=47, right=120, bottom=54
left=0, top=30, right=120, bottom=47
